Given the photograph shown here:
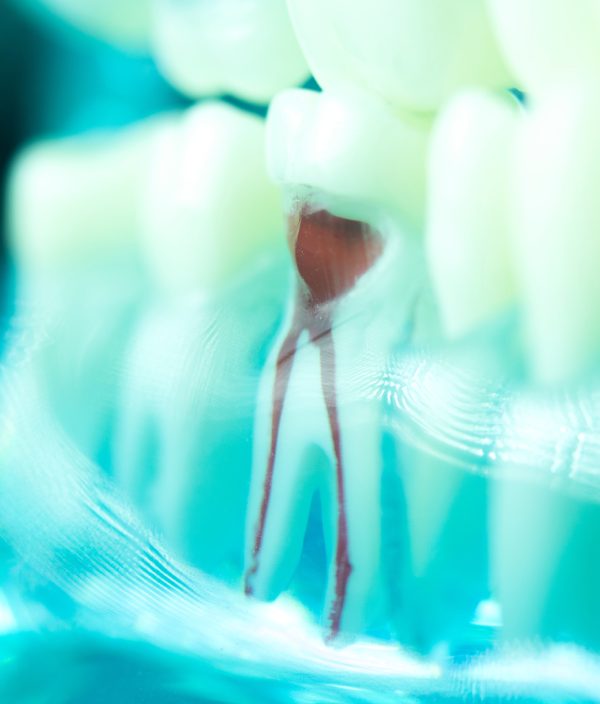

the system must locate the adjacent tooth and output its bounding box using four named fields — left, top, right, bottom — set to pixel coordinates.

left=152, top=0, right=310, bottom=103
left=267, top=89, right=432, bottom=233
left=139, top=102, right=284, bottom=297
left=427, top=89, right=520, bottom=339
left=286, top=0, right=512, bottom=112
left=6, top=118, right=164, bottom=457
left=114, top=102, right=286, bottom=577
left=487, top=0, right=600, bottom=96
left=30, top=0, right=152, bottom=49
left=245, top=89, right=430, bottom=639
